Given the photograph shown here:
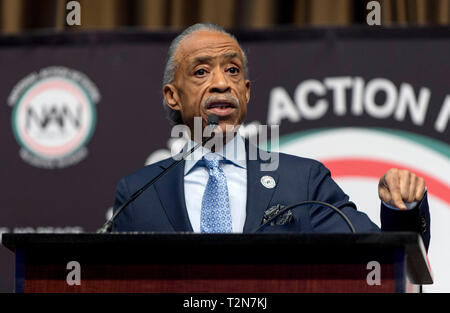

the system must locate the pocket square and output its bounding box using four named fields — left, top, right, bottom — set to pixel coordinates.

left=262, top=204, right=294, bottom=226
